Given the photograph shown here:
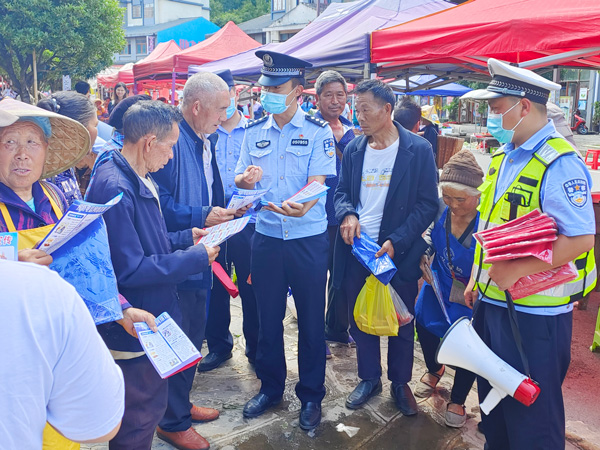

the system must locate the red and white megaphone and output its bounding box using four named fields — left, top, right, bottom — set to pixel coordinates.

left=436, top=317, right=540, bottom=415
